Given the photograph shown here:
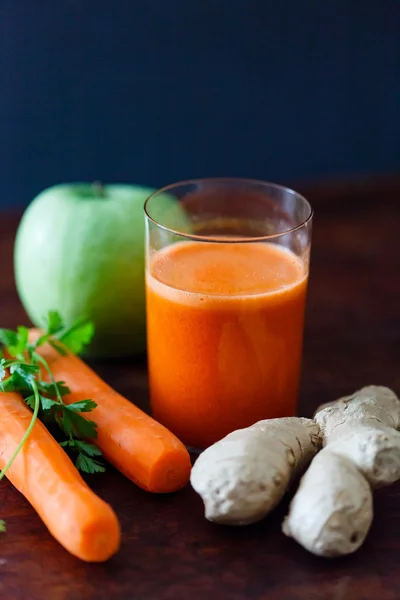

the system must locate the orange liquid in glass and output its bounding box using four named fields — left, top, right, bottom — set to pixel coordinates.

left=146, top=241, right=308, bottom=448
